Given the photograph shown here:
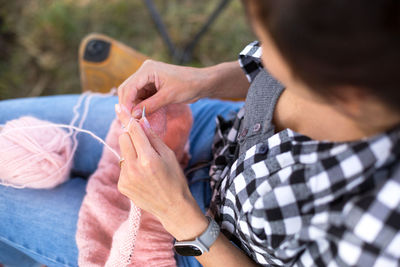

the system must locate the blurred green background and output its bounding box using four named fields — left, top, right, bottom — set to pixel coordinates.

left=0, top=0, right=254, bottom=100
